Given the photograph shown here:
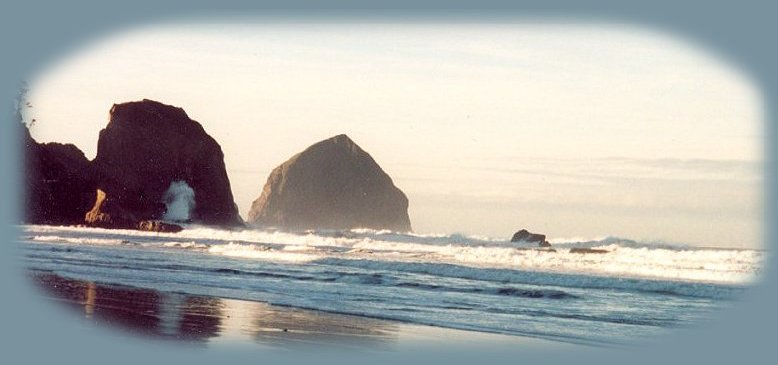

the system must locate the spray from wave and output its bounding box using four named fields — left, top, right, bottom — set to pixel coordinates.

left=162, top=181, right=195, bottom=222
